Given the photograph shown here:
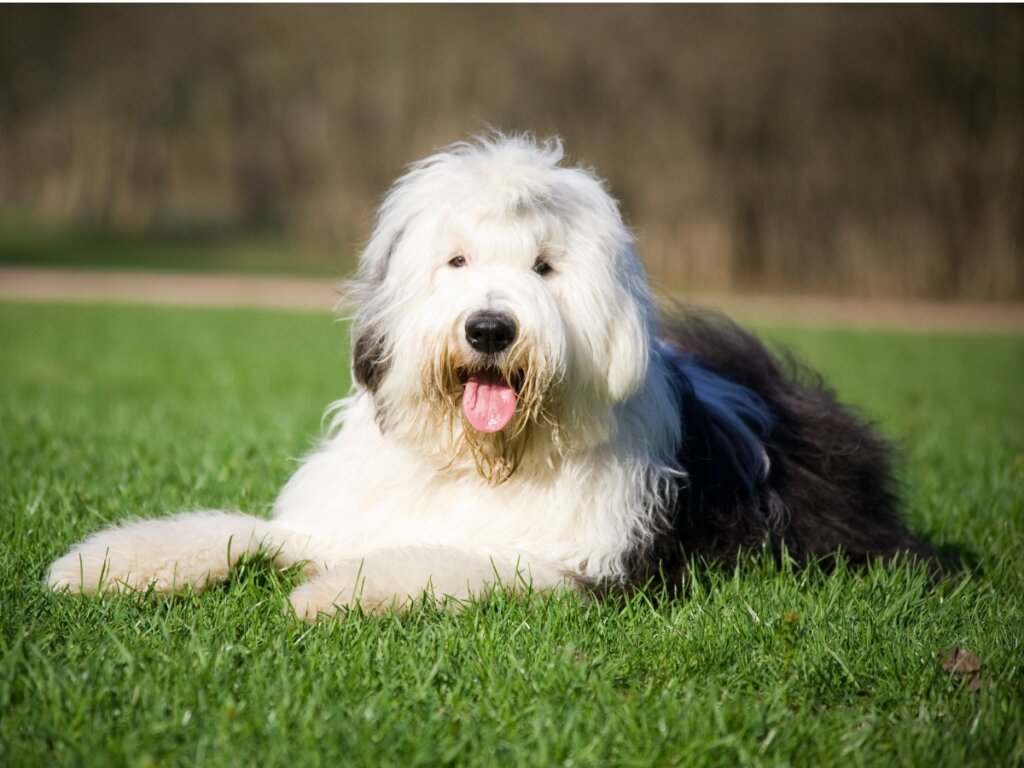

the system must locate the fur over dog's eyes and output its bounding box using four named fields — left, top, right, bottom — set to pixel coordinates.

left=532, top=257, right=553, bottom=276
left=448, top=255, right=467, bottom=268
